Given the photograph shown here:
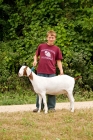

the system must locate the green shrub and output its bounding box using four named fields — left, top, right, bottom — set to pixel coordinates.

left=0, top=0, right=93, bottom=101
